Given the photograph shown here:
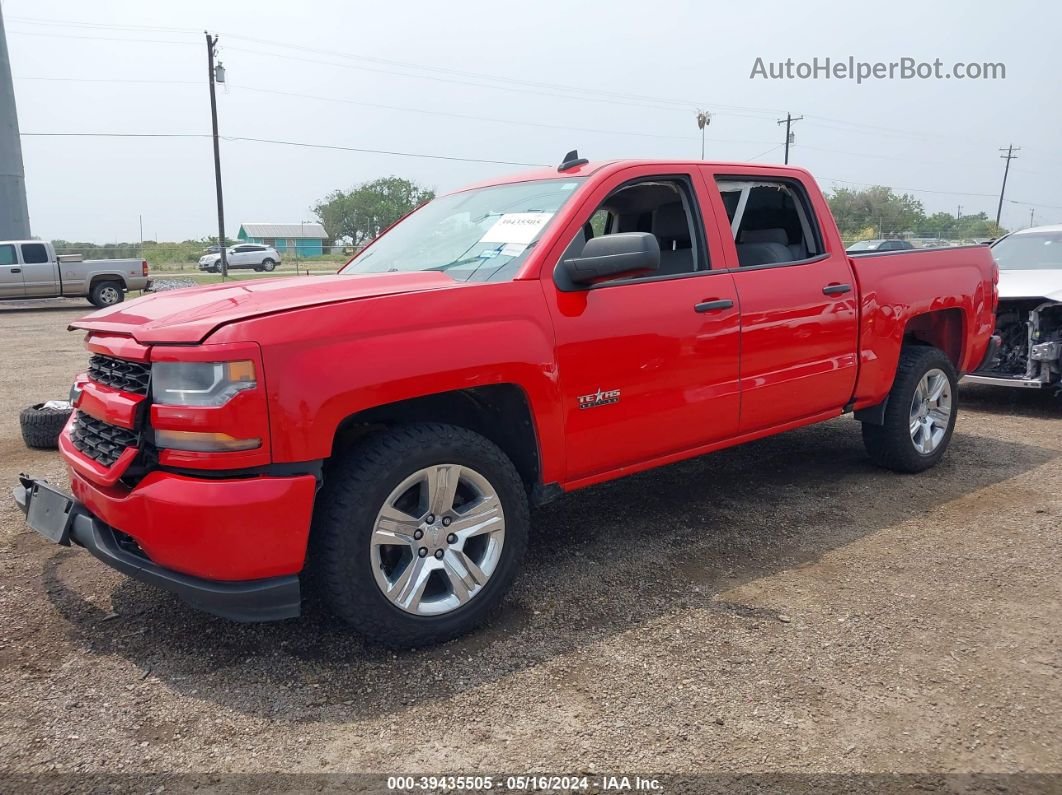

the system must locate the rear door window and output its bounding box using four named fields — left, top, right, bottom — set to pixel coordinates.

left=716, top=179, right=823, bottom=268
left=20, top=243, right=49, bottom=264
left=0, top=245, right=15, bottom=266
